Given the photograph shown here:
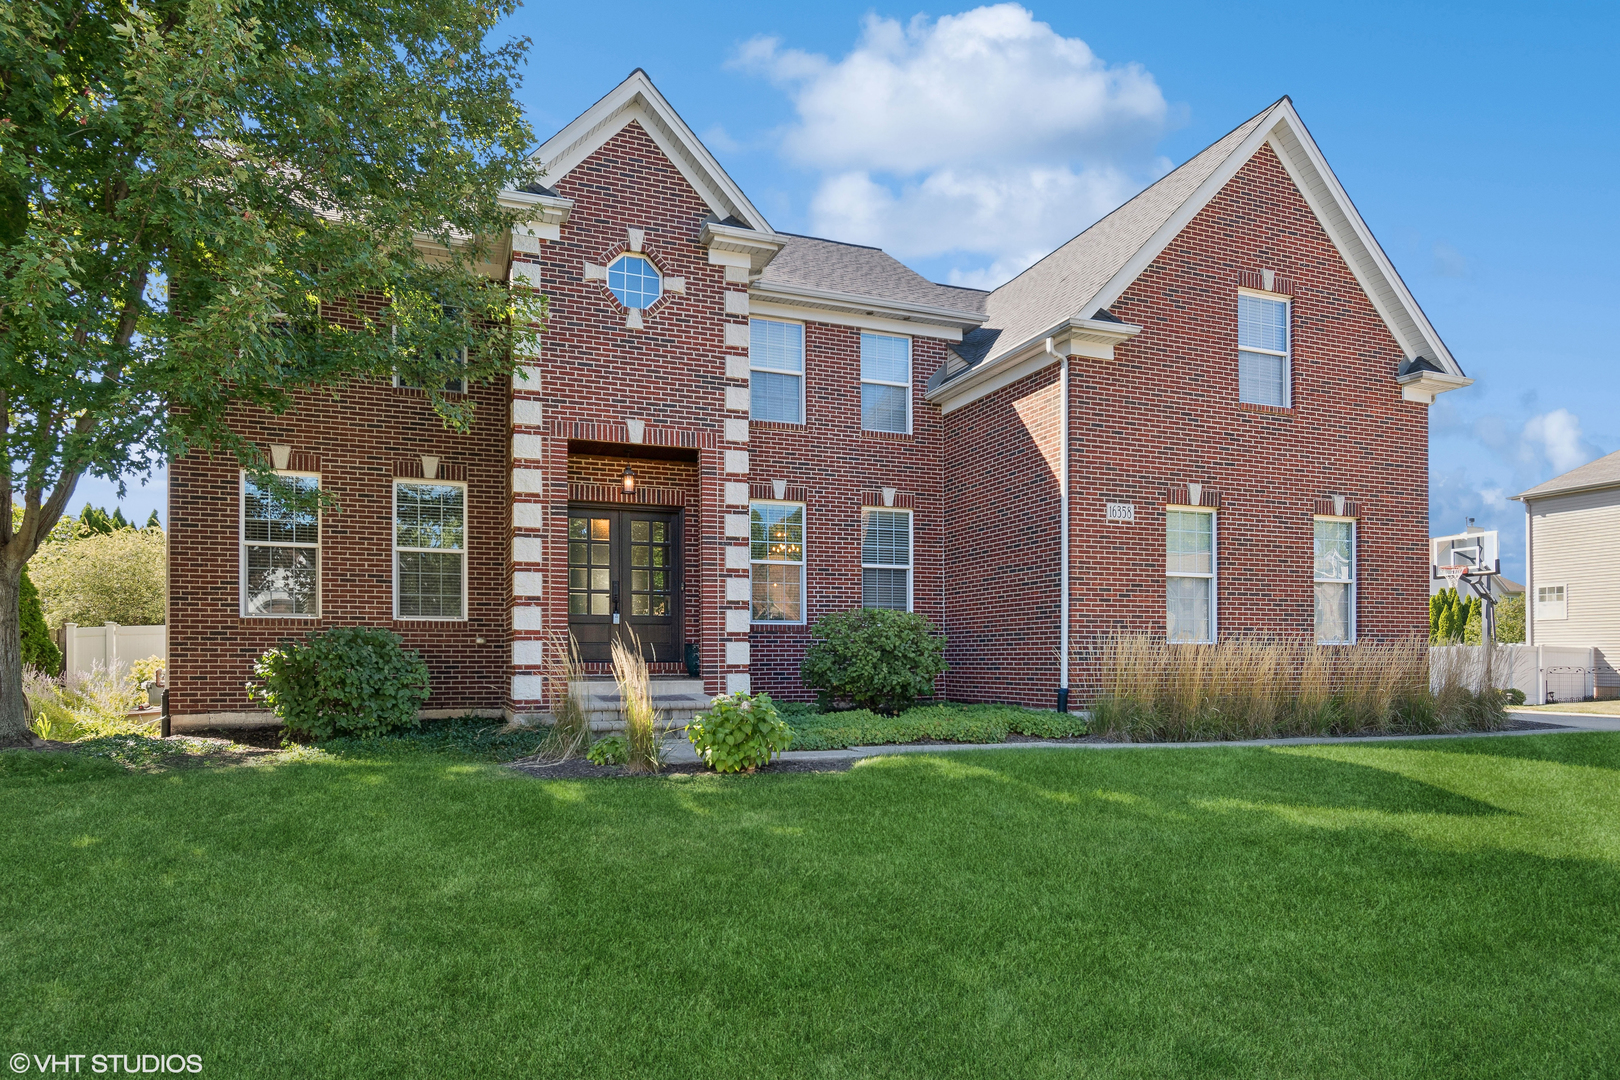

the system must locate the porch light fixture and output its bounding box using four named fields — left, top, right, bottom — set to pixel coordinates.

left=621, top=466, right=636, bottom=493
